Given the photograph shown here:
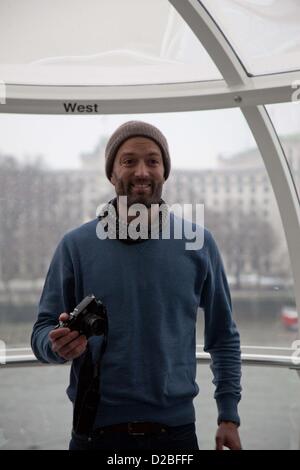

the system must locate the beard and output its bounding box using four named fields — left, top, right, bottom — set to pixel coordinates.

left=114, top=178, right=164, bottom=209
